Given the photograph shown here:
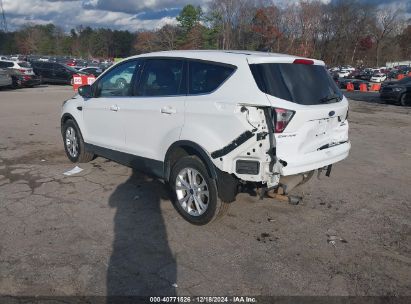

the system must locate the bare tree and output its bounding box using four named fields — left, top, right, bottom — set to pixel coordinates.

left=157, top=24, right=178, bottom=50
left=373, top=9, right=403, bottom=66
left=208, top=0, right=255, bottom=49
